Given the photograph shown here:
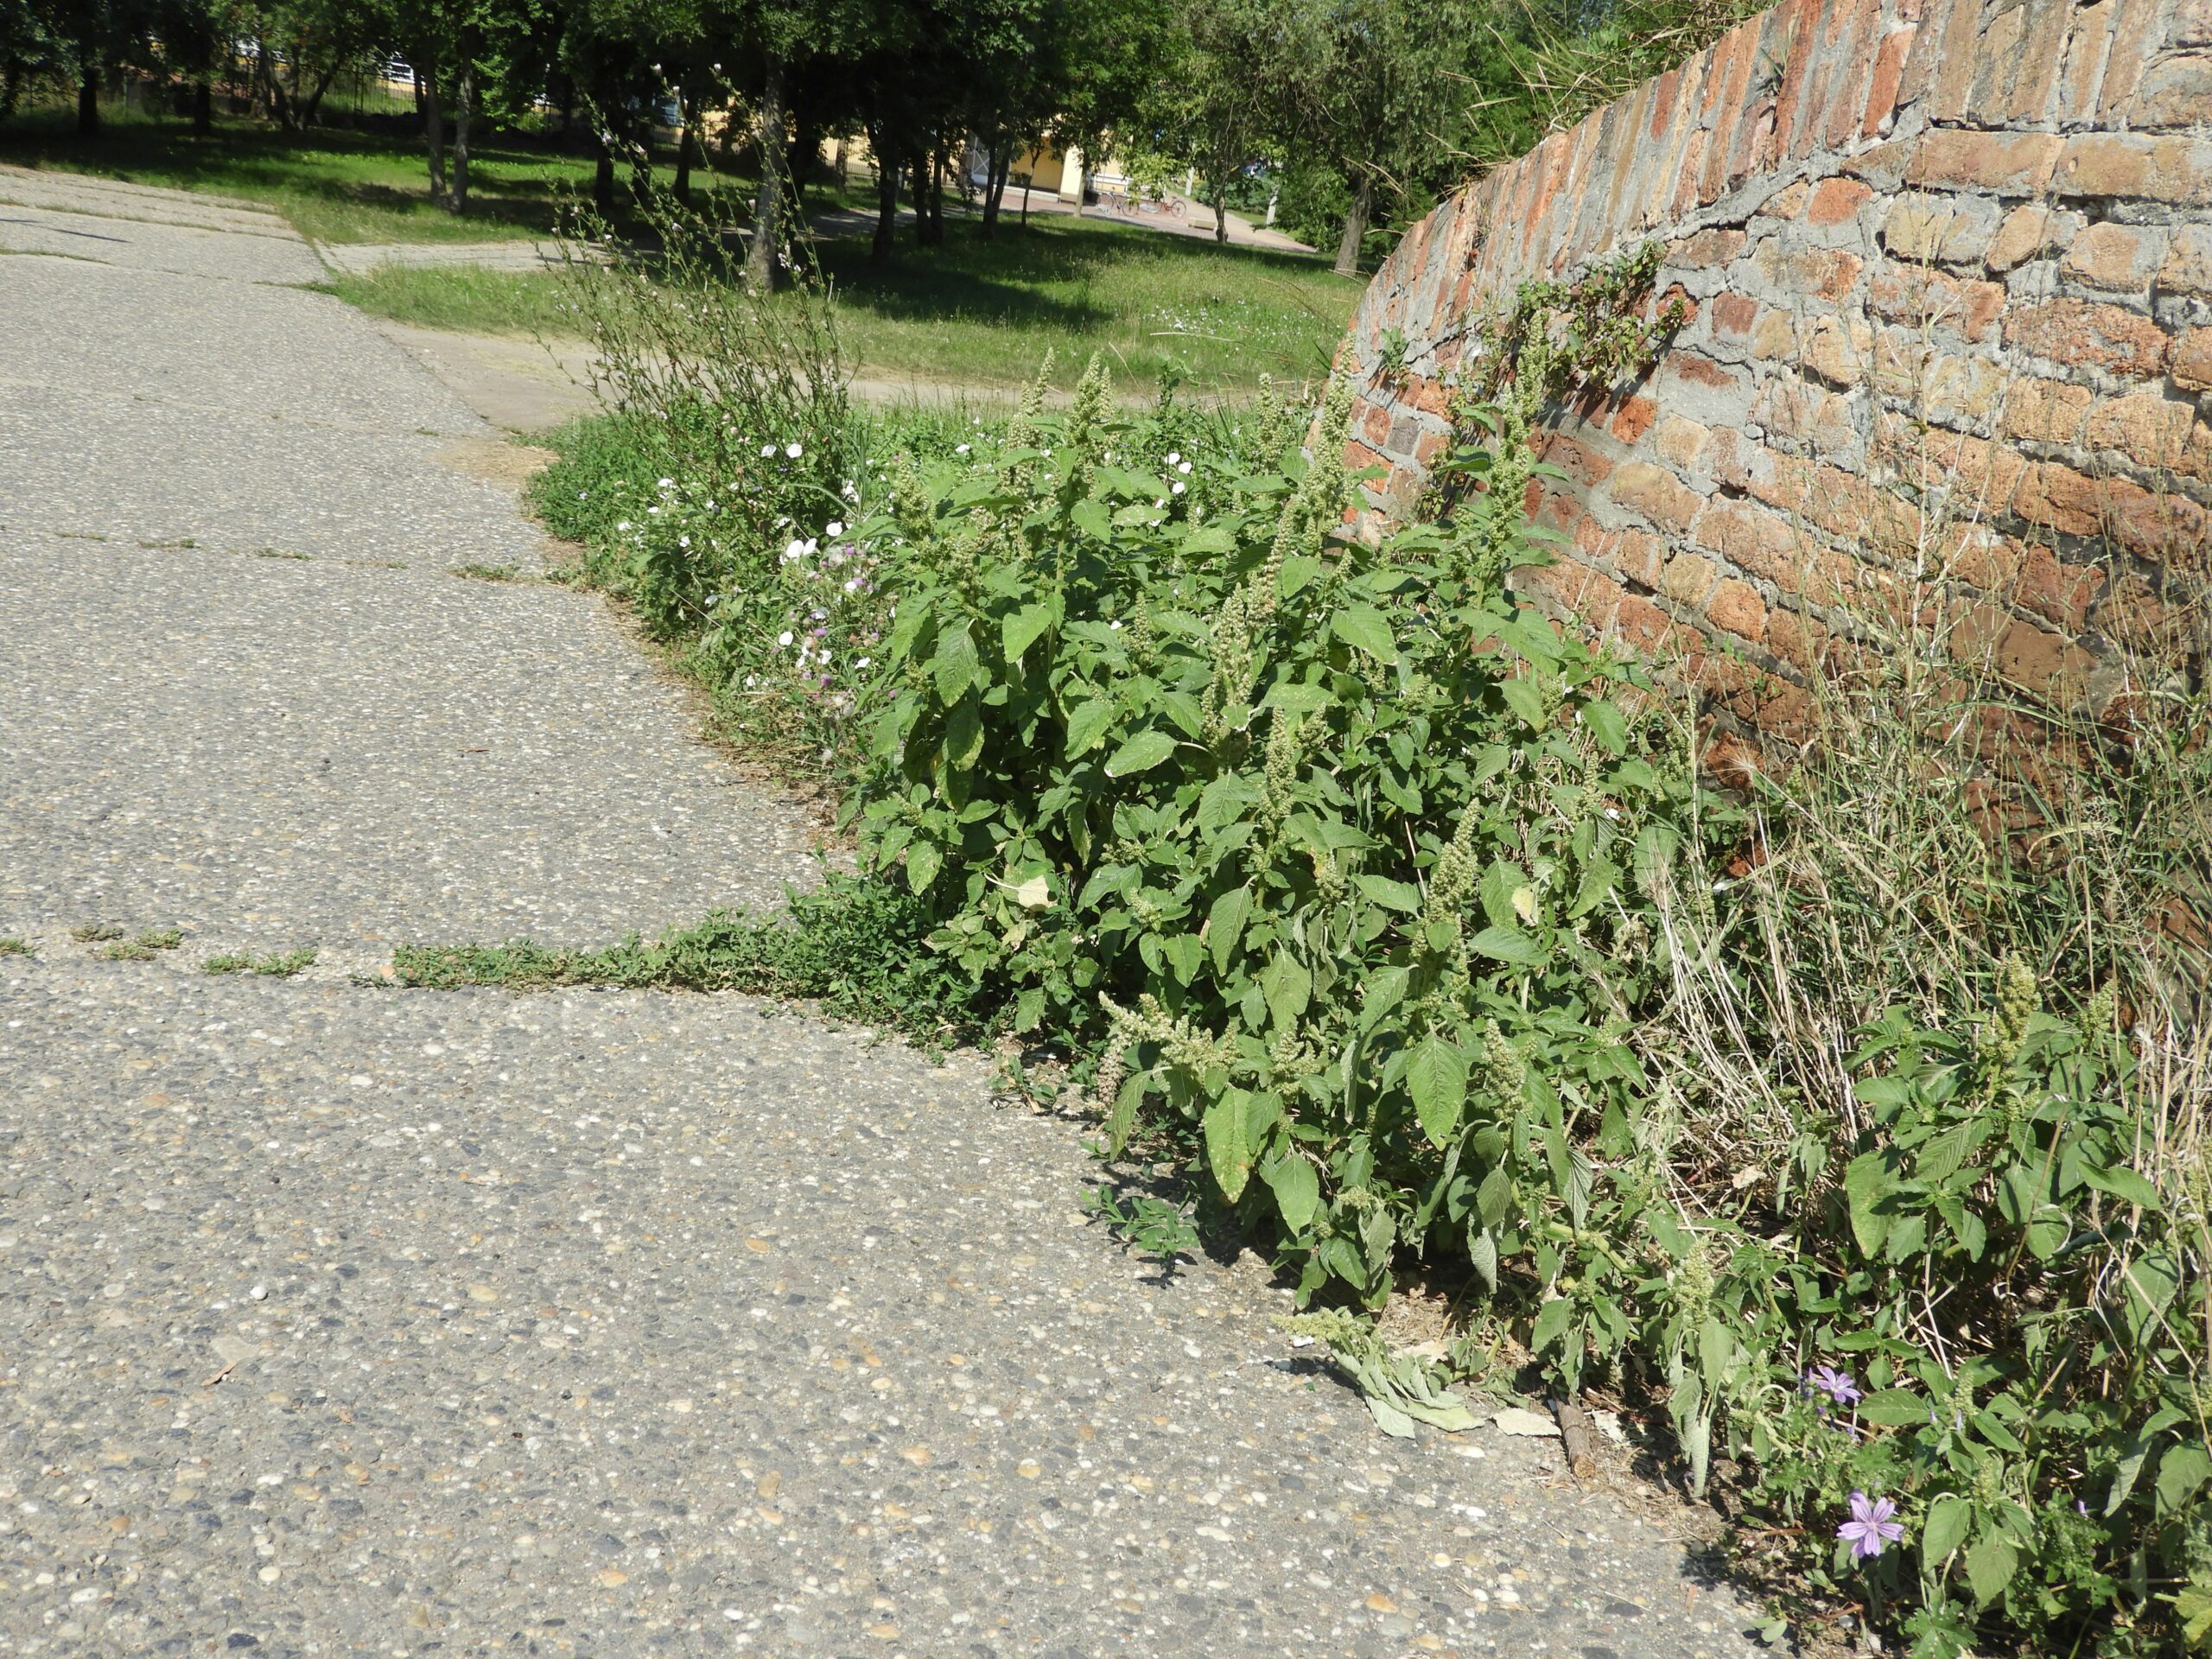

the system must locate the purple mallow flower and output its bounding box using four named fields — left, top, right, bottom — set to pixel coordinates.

left=1837, top=1491, right=1905, bottom=1561
left=1806, top=1365, right=1862, bottom=1407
